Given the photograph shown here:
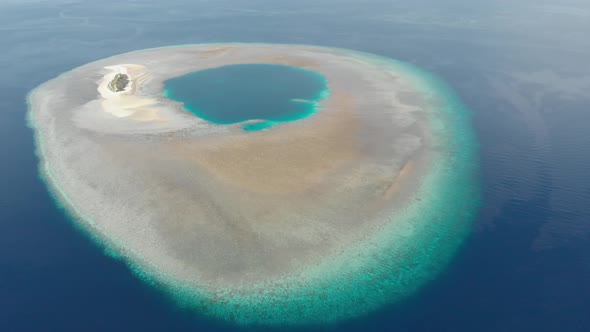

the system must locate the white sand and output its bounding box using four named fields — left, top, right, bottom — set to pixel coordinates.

left=97, top=64, right=161, bottom=121
left=31, top=44, right=432, bottom=286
